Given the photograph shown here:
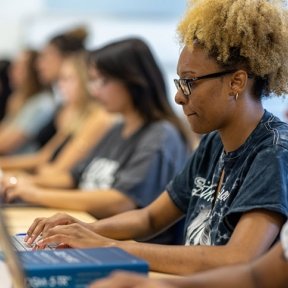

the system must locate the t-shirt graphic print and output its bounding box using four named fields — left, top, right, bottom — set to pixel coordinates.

left=79, top=158, right=119, bottom=190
